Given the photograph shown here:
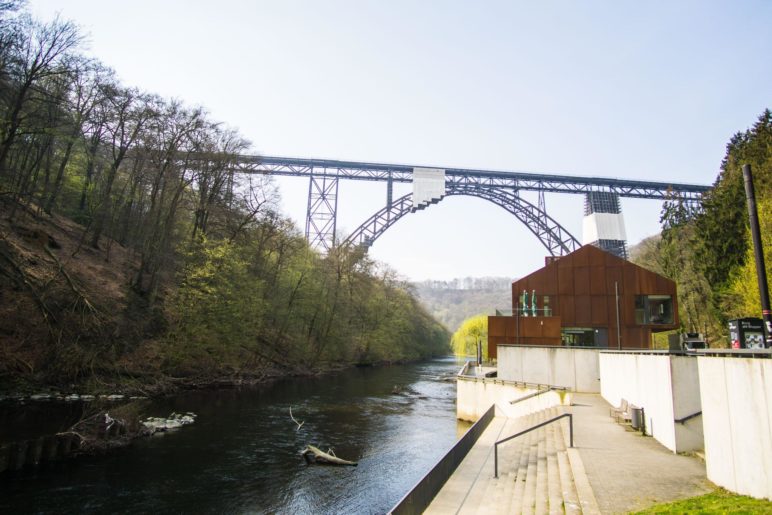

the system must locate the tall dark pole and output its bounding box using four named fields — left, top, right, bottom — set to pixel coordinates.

left=742, top=164, right=772, bottom=347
